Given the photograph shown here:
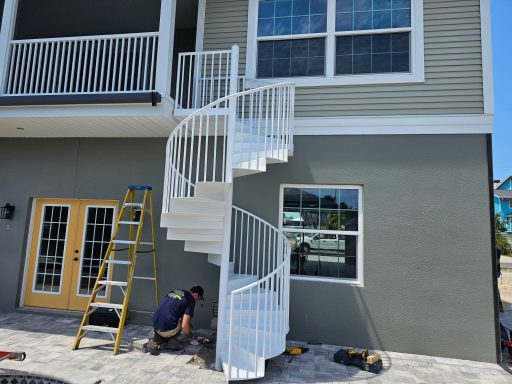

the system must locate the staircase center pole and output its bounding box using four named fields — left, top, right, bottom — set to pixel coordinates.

left=215, top=44, right=239, bottom=373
